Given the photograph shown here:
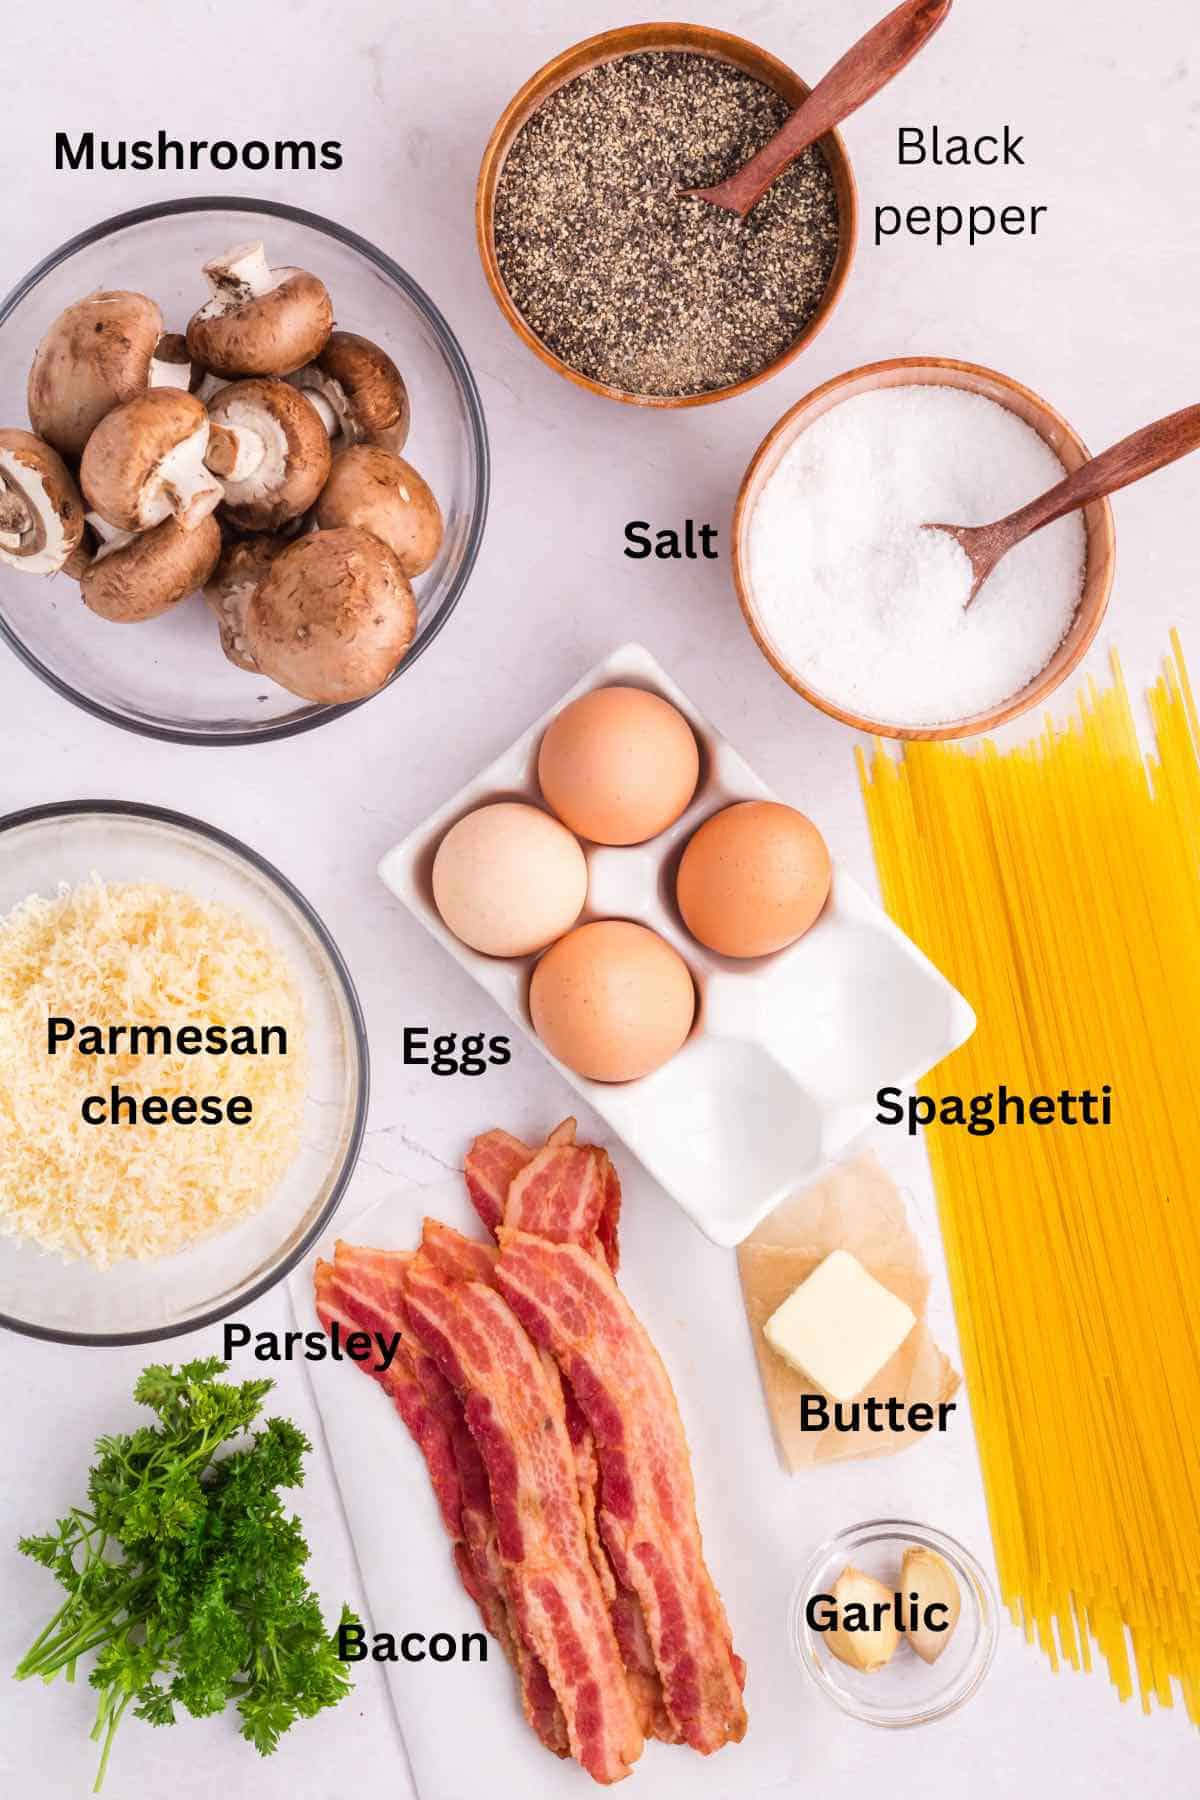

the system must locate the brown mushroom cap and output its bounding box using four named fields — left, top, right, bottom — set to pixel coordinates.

left=81, top=513, right=221, bottom=623
left=203, top=533, right=288, bottom=670
left=244, top=527, right=417, bottom=704
left=208, top=380, right=332, bottom=532
left=0, top=428, right=86, bottom=575
left=292, top=331, right=410, bottom=451
left=187, top=263, right=333, bottom=379
left=28, top=291, right=165, bottom=461
left=315, top=445, right=444, bottom=577
left=80, top=389, right=221, bottom=533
